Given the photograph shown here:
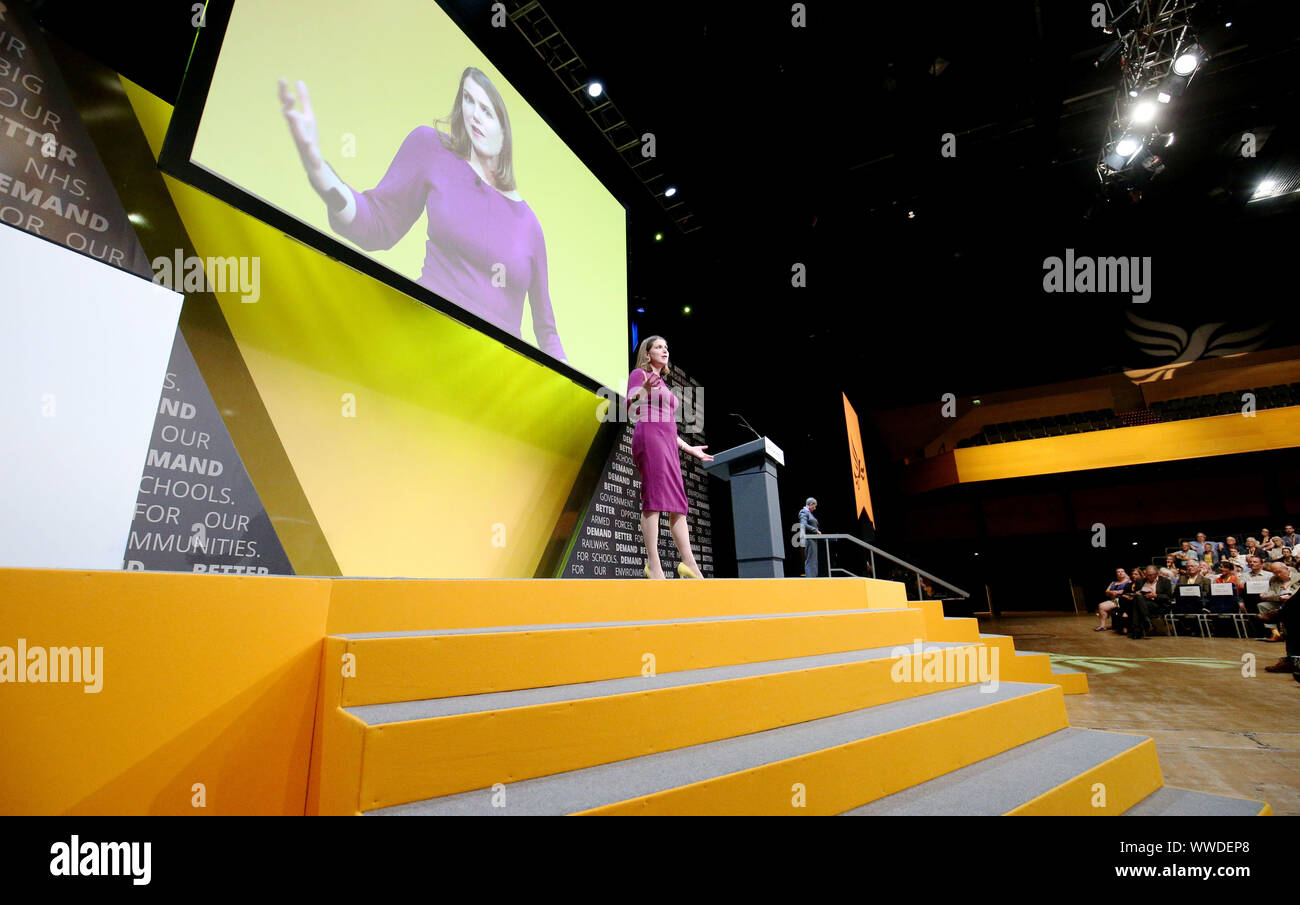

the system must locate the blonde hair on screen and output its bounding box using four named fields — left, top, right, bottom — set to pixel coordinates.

left=436, top=67, right=516, bottom=192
